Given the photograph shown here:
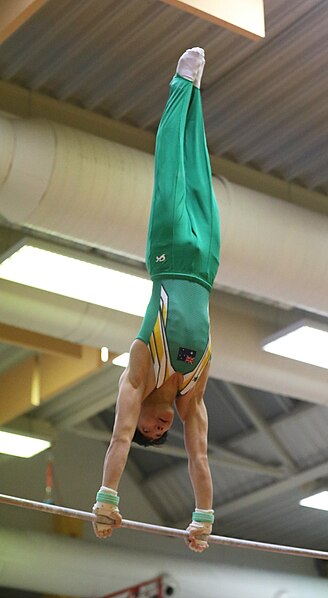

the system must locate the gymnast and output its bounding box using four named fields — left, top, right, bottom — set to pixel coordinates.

left=93, top=47, right=220, bottom=553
